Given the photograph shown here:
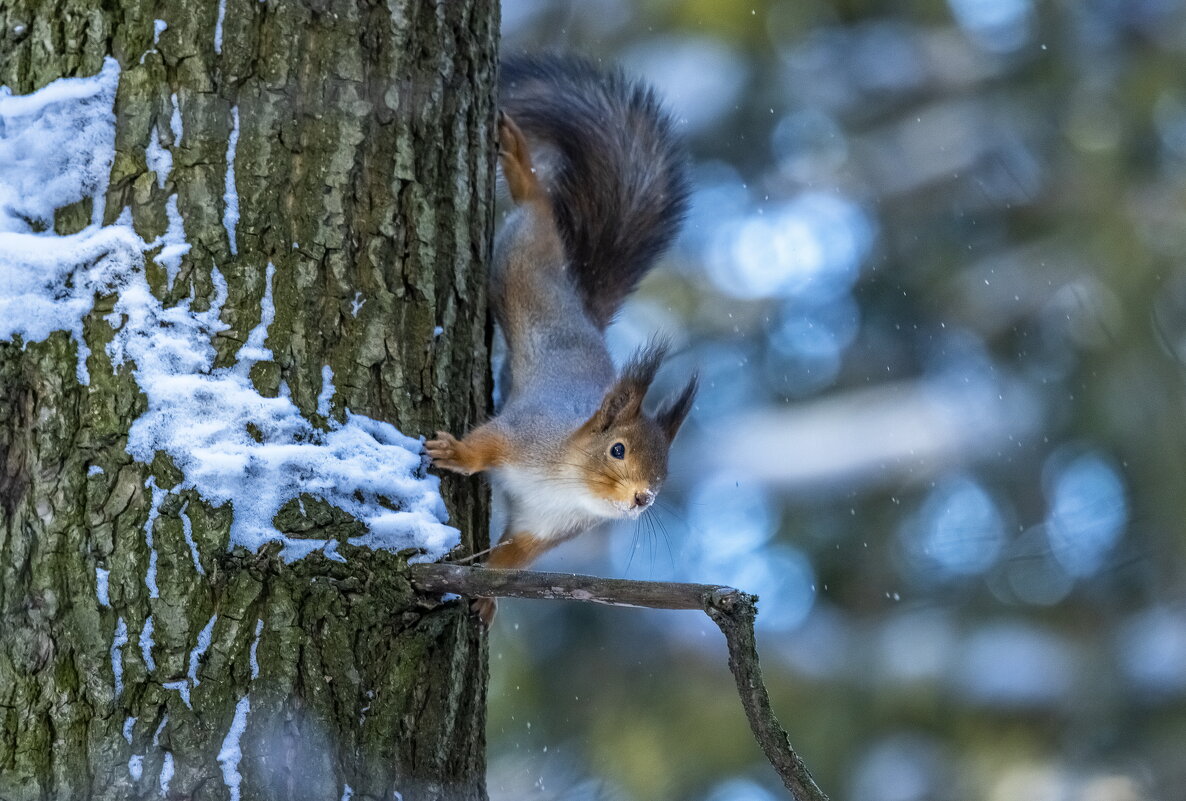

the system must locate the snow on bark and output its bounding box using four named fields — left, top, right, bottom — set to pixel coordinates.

left=153, top=194, right=189, bottom=289
left=249, top=619, right=263, bottom=679
left=317, top=365, right=336, bottom=416
left=139, top=615, right=156, bottom=671
left=95, top=567, right=111, bottom=607
left=0, top=57, right=116, bottom=233
left=169, top=92, right=183, bottom=144
left=218, top=696, right=250, bottom=801
left=0, top=61, right=460, bottom=566
left=143, top=476, right=165, bottom=598
left=223, top=105, right=239, bottom=255
left=145, top=125, right=171, bottom=188
left=178, top=500, right=205, bottom=575
left=214, top=0, right=228, bottom=55
left=188, top=614, right=218, bottom=689
left=111, top=617, right=128, bottom=697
